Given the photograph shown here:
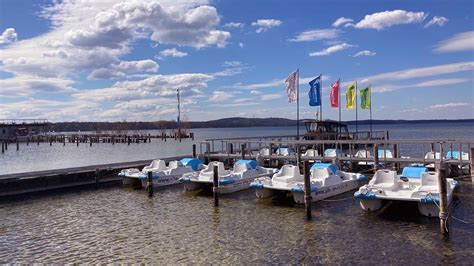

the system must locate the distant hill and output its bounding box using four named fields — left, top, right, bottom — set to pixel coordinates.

left=47, top=117, right=474, bottom=132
